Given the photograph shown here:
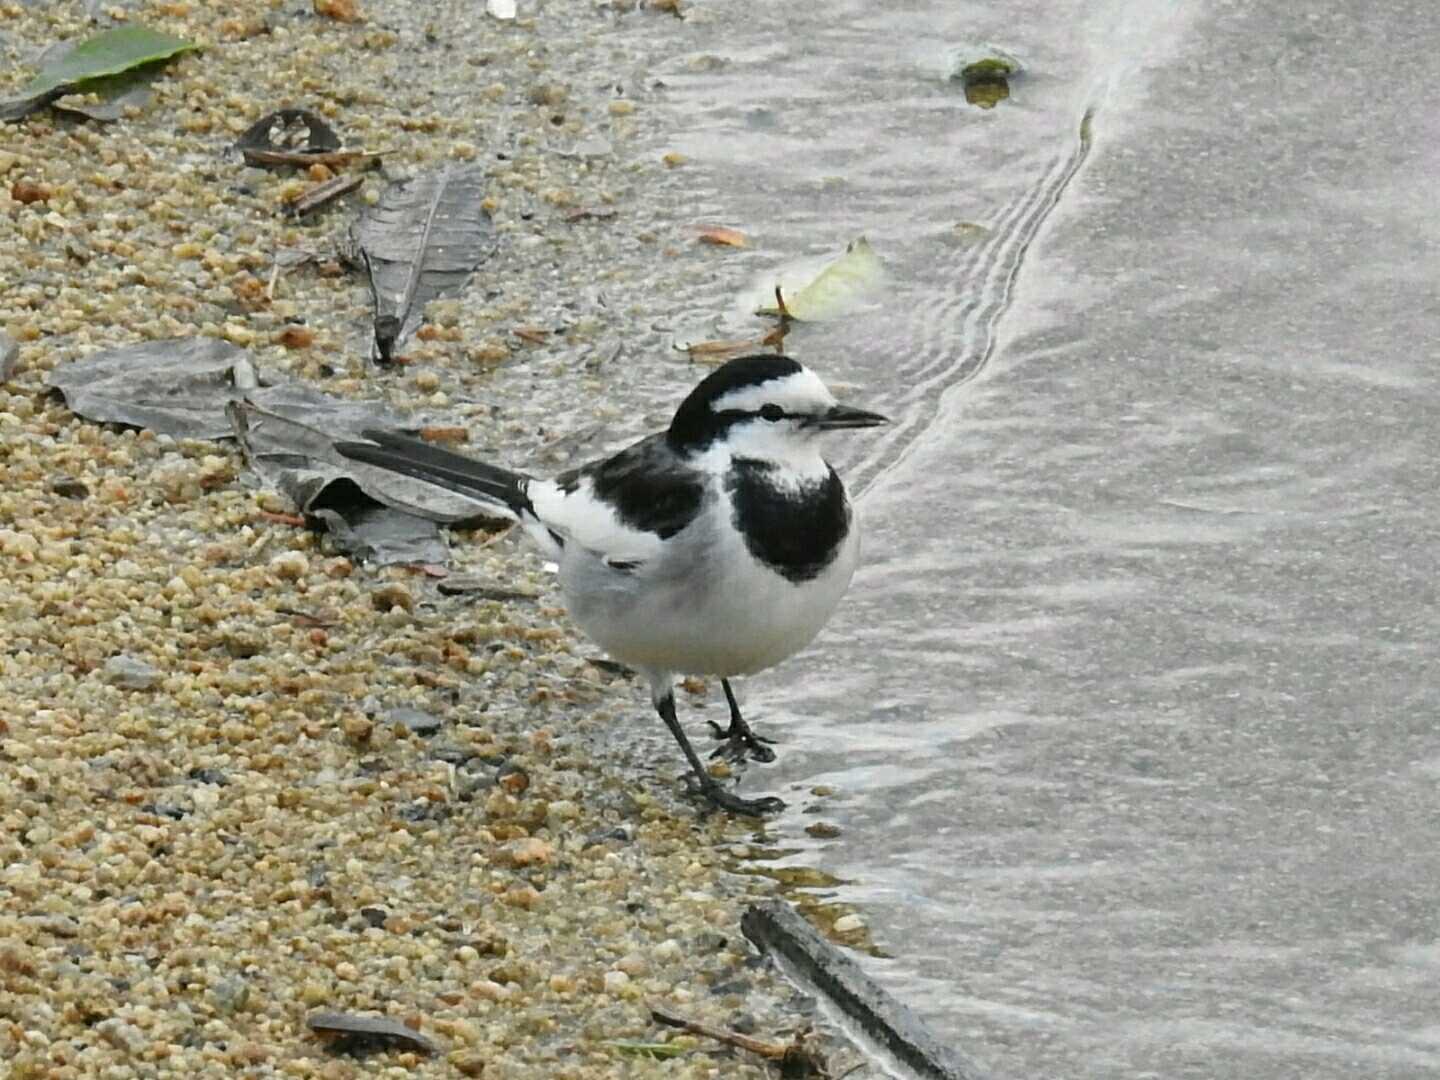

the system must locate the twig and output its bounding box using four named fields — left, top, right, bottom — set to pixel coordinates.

left=773, top=284, right=791, bottom=320
left=649, top=1003, right=789, bottom=1059
left=648, top=1003, right=829, bottom=1076
left=286, top=173, right=364, bottom=218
